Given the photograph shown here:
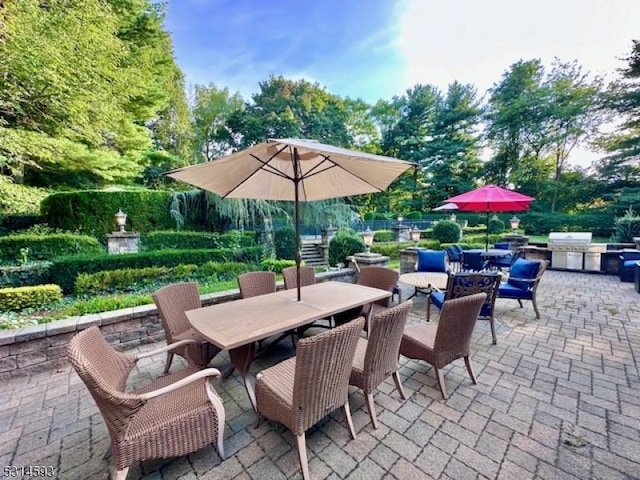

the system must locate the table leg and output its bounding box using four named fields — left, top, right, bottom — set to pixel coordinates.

left=365, top=303, right=374, bottom=338
left=229, top=343, right=257, bottom=411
